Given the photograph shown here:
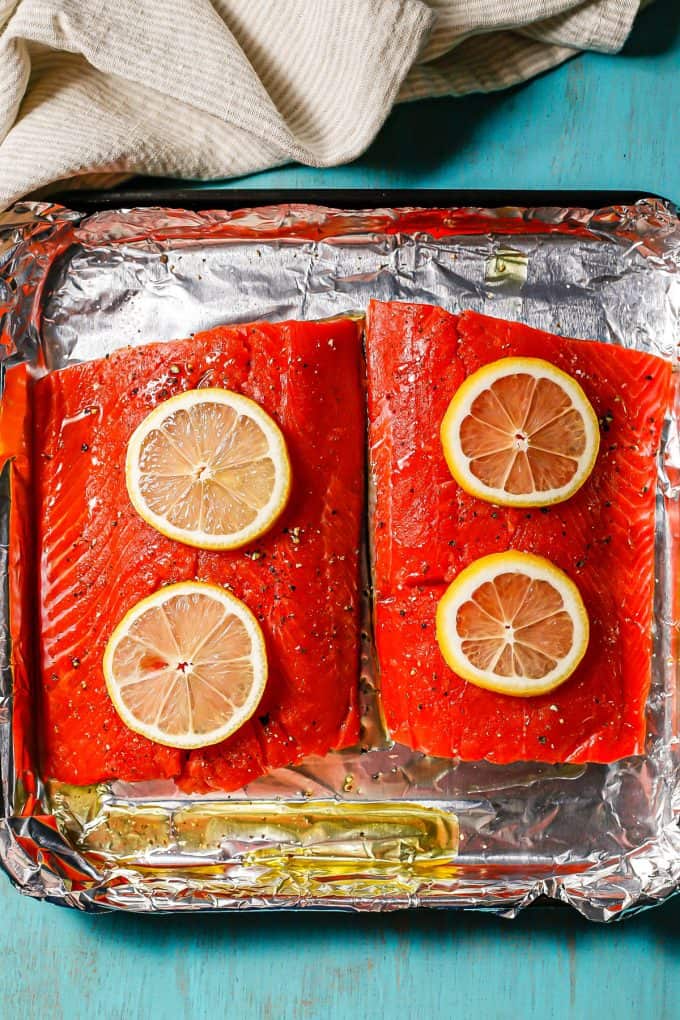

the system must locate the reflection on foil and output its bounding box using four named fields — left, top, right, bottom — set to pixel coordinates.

left=0, top=198, right=679, bottom=920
